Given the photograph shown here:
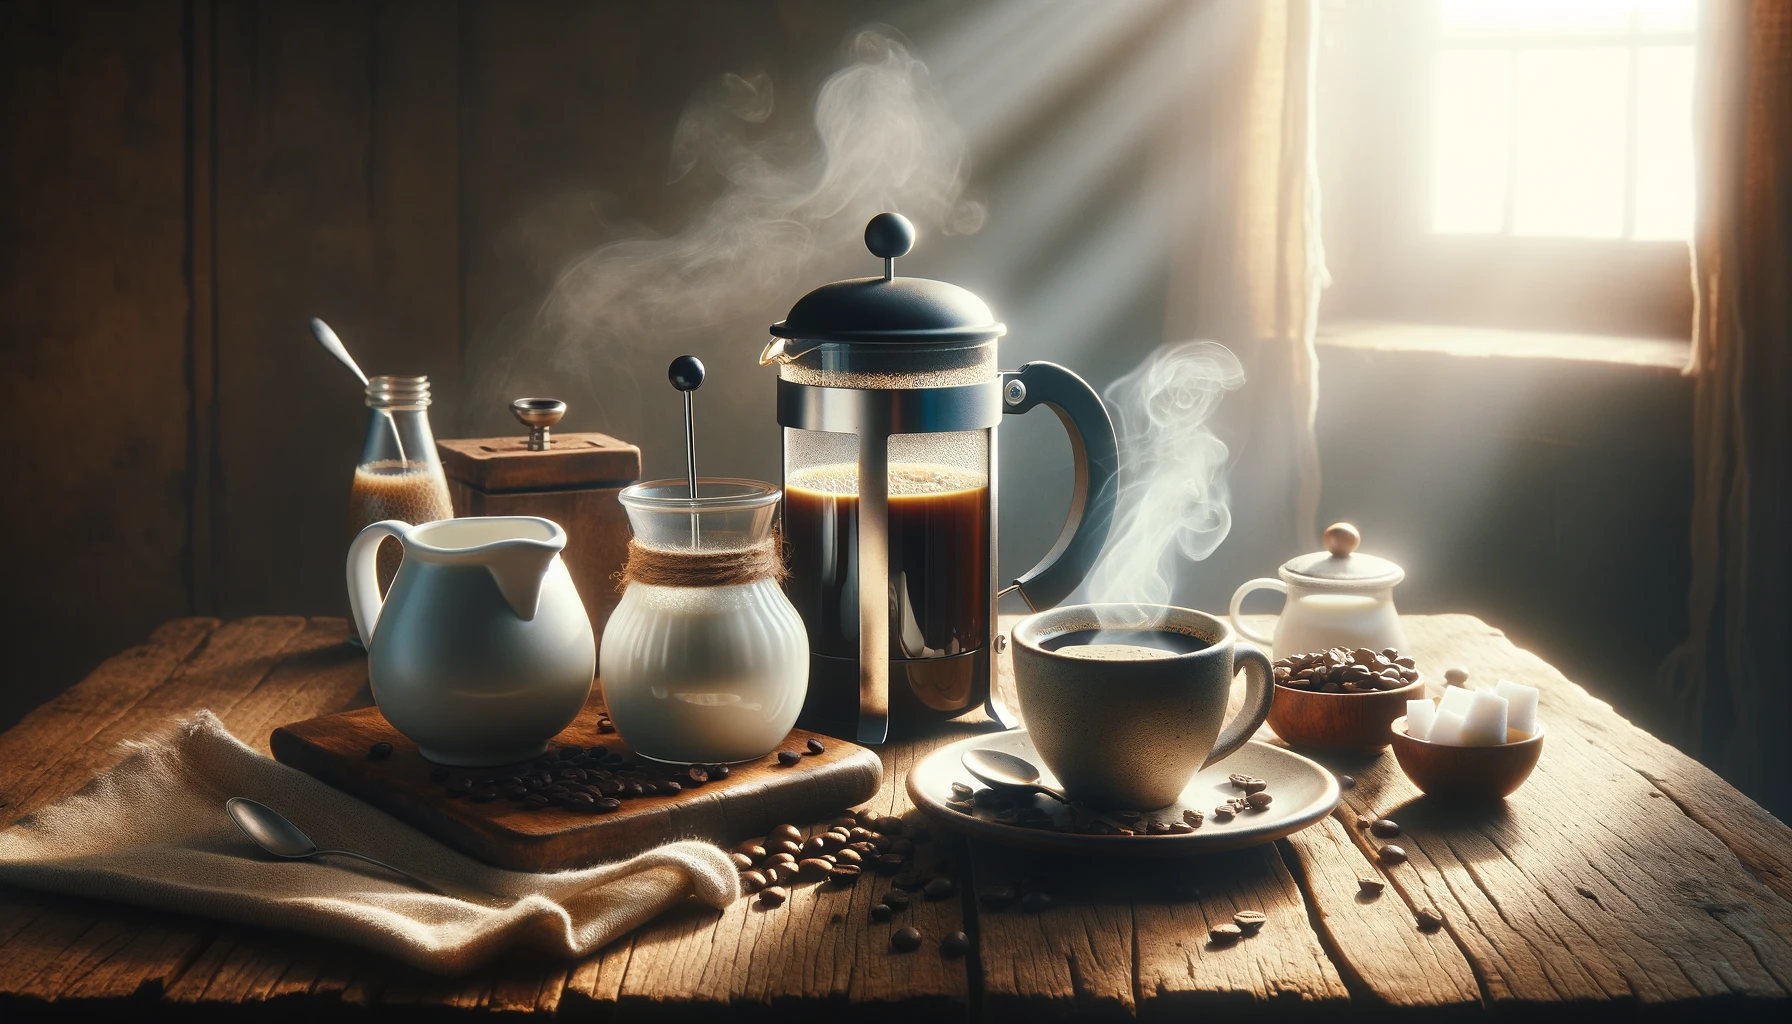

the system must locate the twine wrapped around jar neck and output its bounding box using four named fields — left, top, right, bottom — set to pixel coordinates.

left=617, top=537, right=786, bottom=590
